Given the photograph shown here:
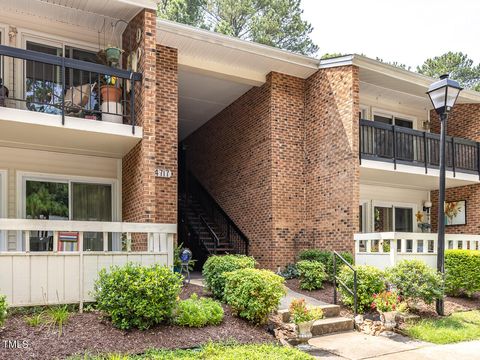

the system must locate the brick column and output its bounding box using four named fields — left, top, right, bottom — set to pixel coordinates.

left=304, top=65, right=360, bottom=253
left=122, top=10, right=178, bottom=250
